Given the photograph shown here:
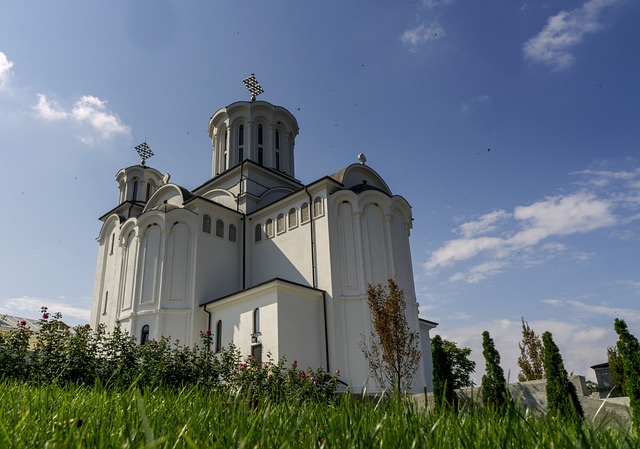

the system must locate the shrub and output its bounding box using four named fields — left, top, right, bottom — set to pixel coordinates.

left=542, top=331, right=583, bottom=420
